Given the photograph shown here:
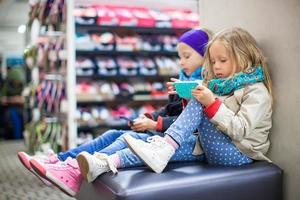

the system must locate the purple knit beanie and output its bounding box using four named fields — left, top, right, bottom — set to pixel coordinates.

left=178, top=29, right=209, bottom=56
